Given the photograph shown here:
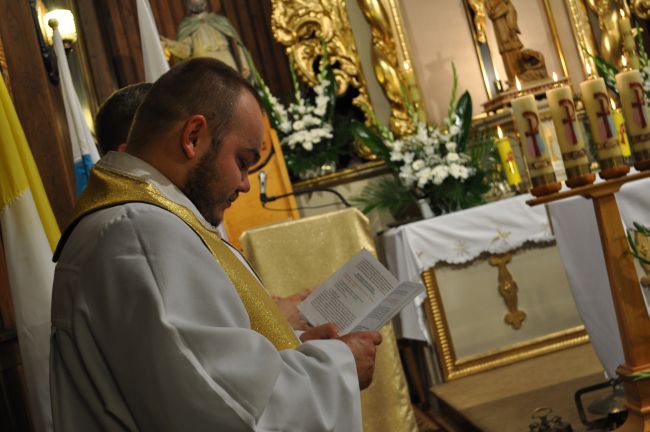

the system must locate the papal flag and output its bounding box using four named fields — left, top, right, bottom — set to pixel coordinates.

left=137, top=0, right=170, bottom=82
left=52, top=25, right=99, bottom=195
left=0, top=74, right=59, bottom=431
